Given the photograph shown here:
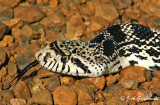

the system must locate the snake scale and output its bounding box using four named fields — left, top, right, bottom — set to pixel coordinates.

left=11, top=23, right=160, bottom=86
